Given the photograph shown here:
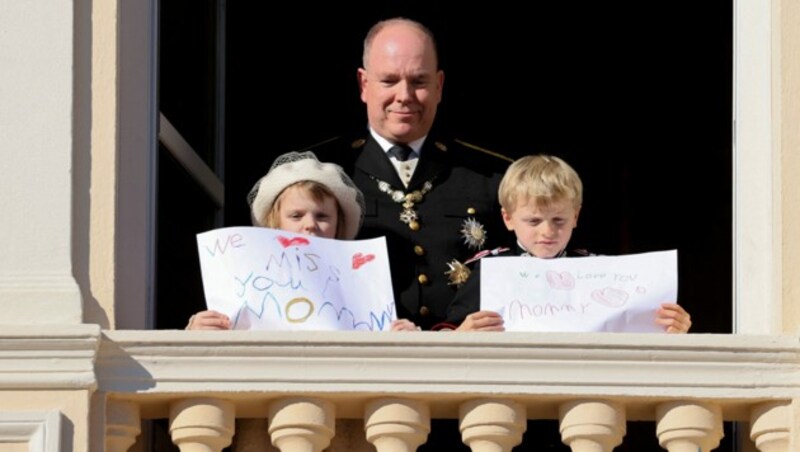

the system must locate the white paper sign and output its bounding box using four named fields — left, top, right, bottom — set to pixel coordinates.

left=480, top=250, right=677, bottom=332
left=197, top=227, right=396, bottom=331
